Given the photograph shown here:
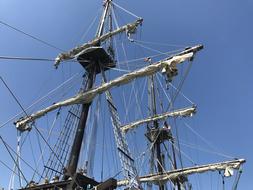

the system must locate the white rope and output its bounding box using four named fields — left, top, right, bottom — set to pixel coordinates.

left=106, top=66, right=131, bottom=73
left=111, top=5, right=120, bottom=29
left=31, top=109, right=61, bottom=180
left=0, top=72, right=82, bottom=129
left=156, top=74, right=172, bottom=105
left=79, top=8, right=102, bottom=43
left=121, top=42, right=145, bottom=122
left=157, top=73, right=194, bottom=105
left=169, top=82, right=194, bottom=104
left=156, top=158, right=176, bottom=188
left=184, top=122, right=234, bottom=159
left=112, top=1, right=140, bottom=19
left=168, top=140, right=196, bottom=165
left=133, top=41, right=168, bottom=55
left=116, top=46, right=184, bottom=66
left=178, top=140, right=234, bottom=159
left=133, top=39, right=187, bottom=48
